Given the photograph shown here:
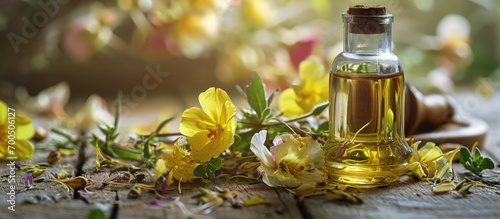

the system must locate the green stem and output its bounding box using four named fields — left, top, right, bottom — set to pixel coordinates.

left=50, top=128, right=76, bottom=143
